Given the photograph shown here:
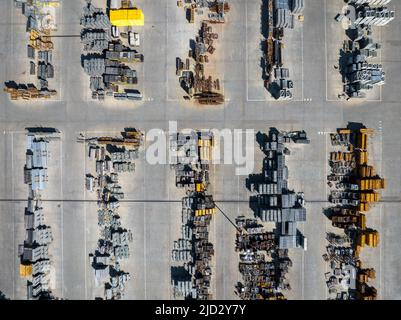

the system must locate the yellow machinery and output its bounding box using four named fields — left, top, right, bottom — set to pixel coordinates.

left=195, top=182, right=205, bottom=192
left=109, top=8, right=145, bottom=27
left=357, top=229, right=379, bottom=248
left=19, top=264, right=32, bottom=277
left=195, top=208, right=216, bottom=217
